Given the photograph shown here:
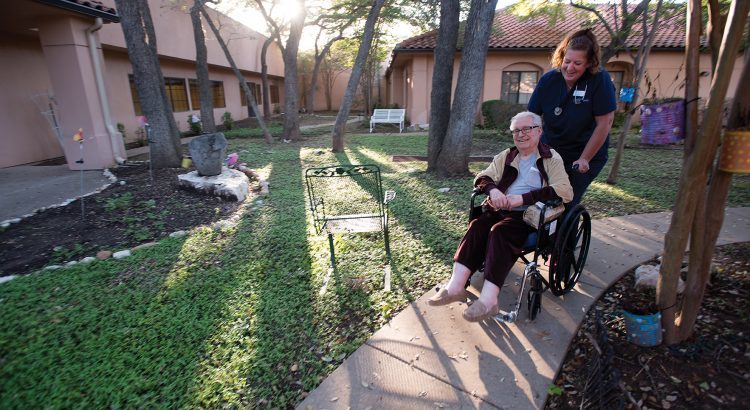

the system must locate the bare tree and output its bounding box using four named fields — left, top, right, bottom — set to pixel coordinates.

left=320, top=47, right=349, bottom=111
left=114, top=0, right=182, bottom=168
left=303, top=2, right=365, bottom=114
left=255, top=0, right=307, bottom=141
left=606, top=0, right=664, bottom=184
left=331, top=0, right=387, bottom=152
left=434, top=0, right=499, bottom=176
left=427, top=0, right=461, bottom=172
left=657, top=0, right=750, bottom=344
left=191, top=0, right=216, bottom=133
left=199, top=5, right=274, bottom=143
